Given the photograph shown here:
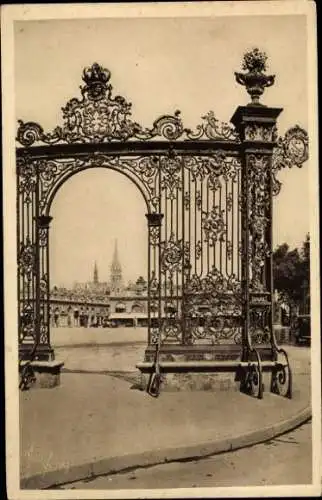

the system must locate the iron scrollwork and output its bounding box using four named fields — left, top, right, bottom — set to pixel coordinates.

left=184, top=268, right=243, bottom=345
left=272, top=125, right=309, bottom=195
left=160, top=233, right=182, bottom=273
left=16, top=53, right=303, bottom=403
left=184, top=111, right=240, bottom=142
left=19, top=238, right=36, bottom=278
left=202, top=206, right=226, bottom=246
left=16, top=63, right=240, bottom=146
left=270, top=348, right=292, bottom=398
